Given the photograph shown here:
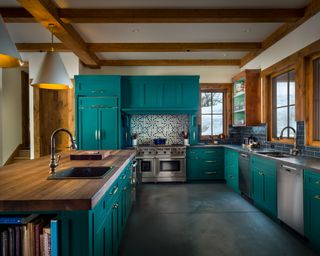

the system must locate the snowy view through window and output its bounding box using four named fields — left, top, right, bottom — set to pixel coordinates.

left=201, top=92, right=223, bottom=136
left=273, top=71, right=296, bottom=138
